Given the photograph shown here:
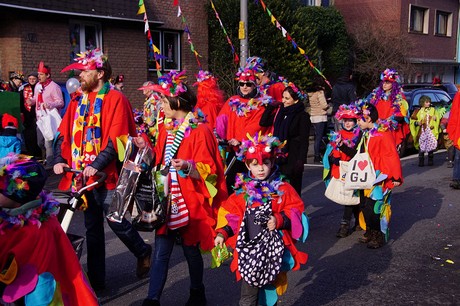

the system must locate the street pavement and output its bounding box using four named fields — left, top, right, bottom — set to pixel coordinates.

left=46, top=151, right=460, bottom=305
